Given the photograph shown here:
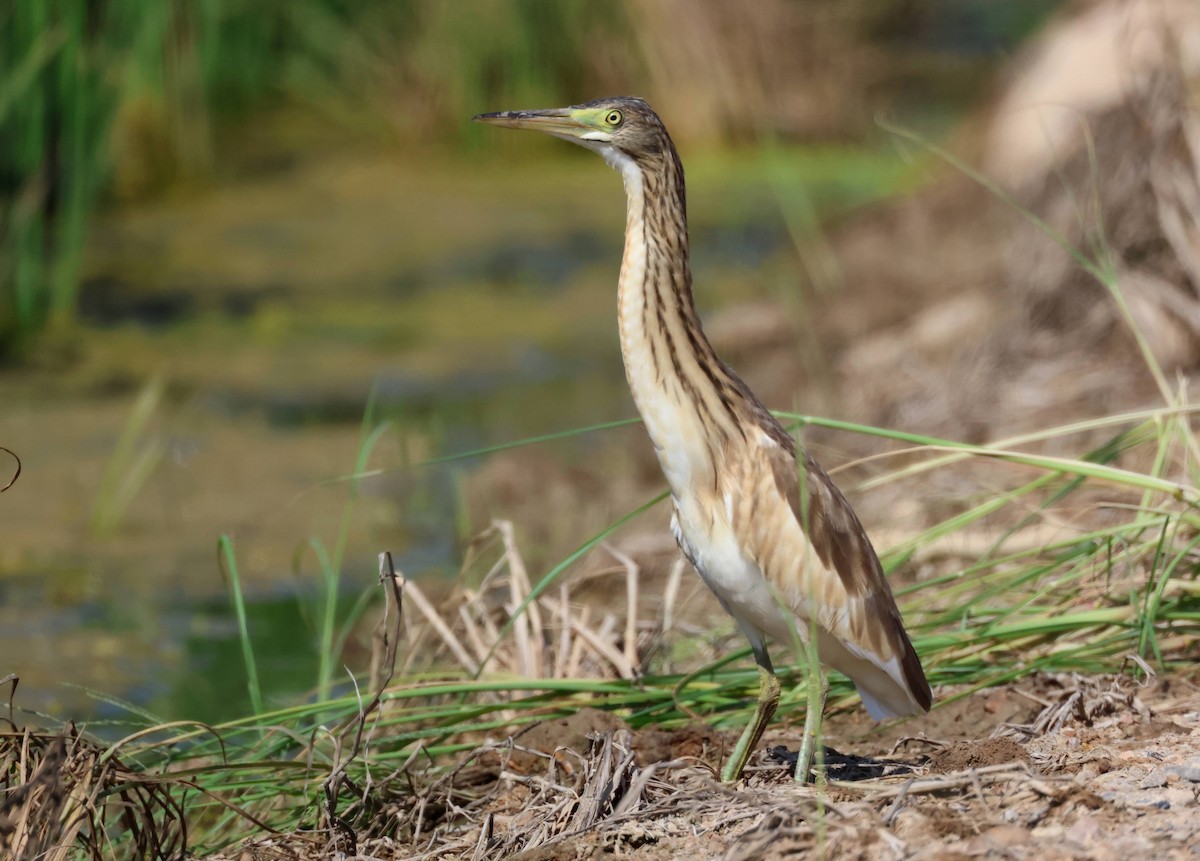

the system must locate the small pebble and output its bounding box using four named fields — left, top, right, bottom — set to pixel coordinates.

left=1121, top=790, right=1176, bottom=809
left=1141, top=770, right=1168, bottom=789
left=1168, top=764, right=1200, bottom=783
